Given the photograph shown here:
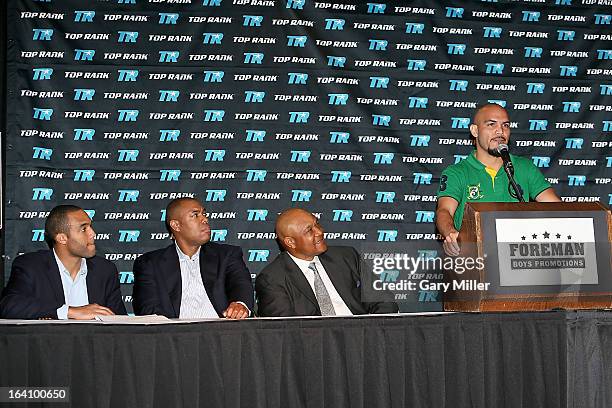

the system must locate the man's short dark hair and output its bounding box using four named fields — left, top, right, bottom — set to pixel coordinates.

left=44, top=205, right=83, bottom=248
left=164, top=197, right=200, bottom=234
